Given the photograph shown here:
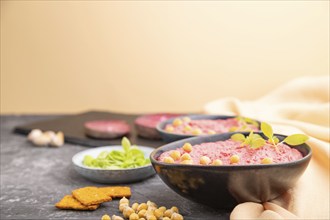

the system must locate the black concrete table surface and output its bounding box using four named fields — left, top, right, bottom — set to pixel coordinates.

left=0, top=114, right=230, bottom=220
